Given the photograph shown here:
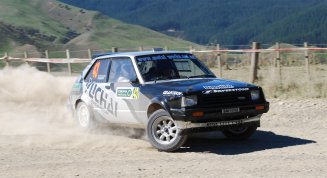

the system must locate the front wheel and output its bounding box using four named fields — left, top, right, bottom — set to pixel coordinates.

left=147, top=109, right=187, bottom=152
left=222, top=126, right=257, bottom=140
